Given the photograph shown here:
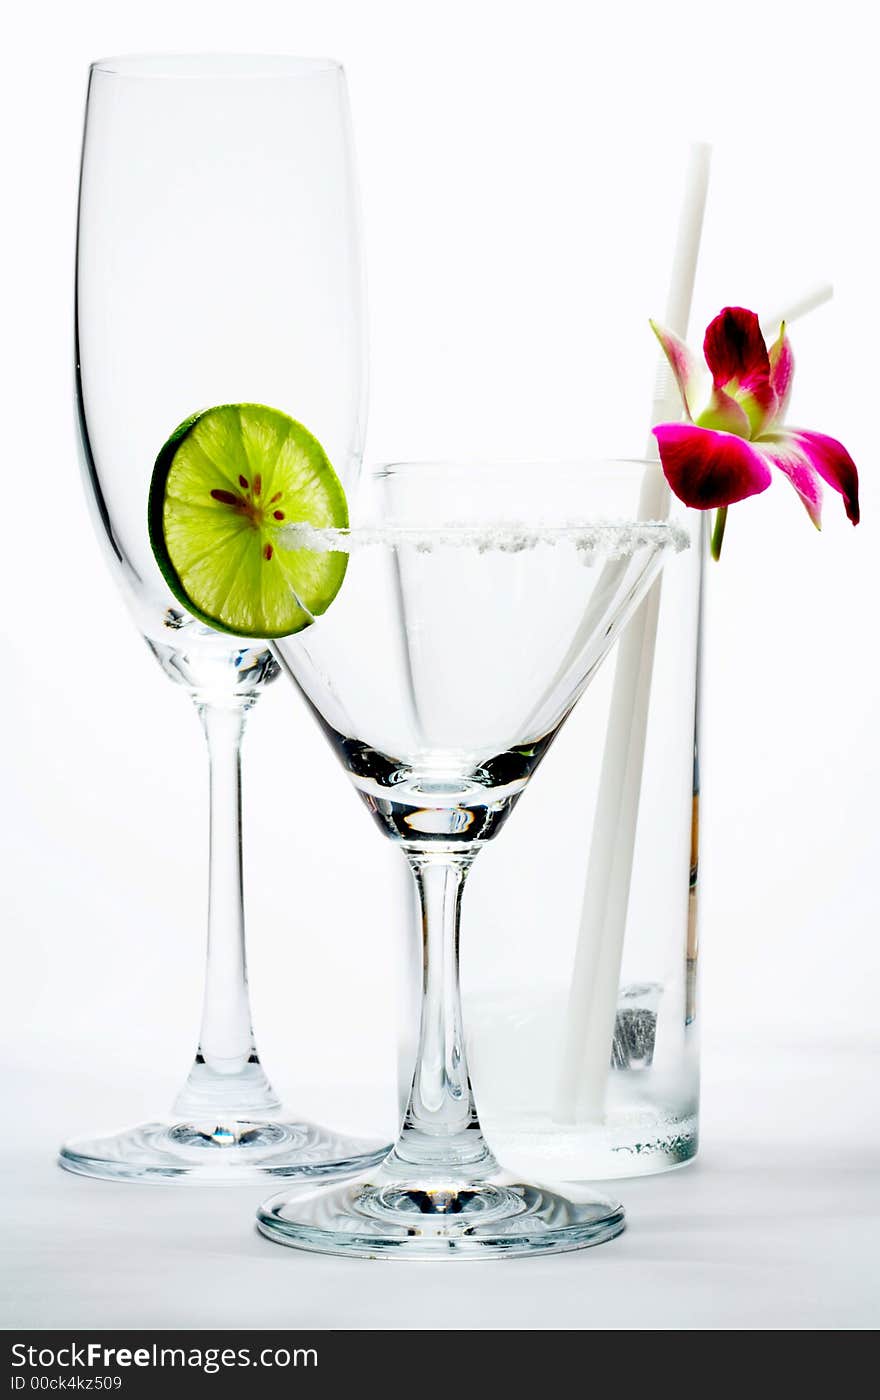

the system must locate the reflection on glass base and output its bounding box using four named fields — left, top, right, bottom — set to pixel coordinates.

left=58, top=1118, right=389, bottom=1185
left=256, top=1164, right=624, bottom=1259
left=484, top=1110, right=698, bottom=1181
